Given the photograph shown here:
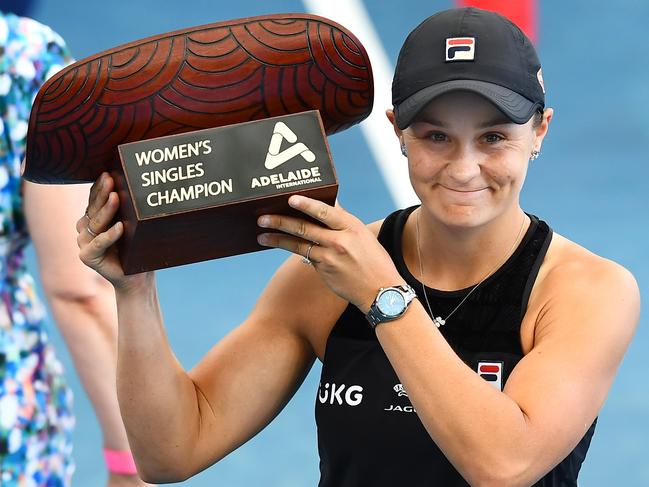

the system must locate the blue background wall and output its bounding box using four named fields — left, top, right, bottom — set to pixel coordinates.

left=8, top=0, right=648, bottom=485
